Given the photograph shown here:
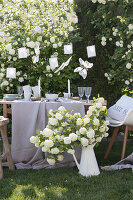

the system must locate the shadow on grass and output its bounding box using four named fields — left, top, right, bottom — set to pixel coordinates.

left=0, top=141, right=133, bottom=200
